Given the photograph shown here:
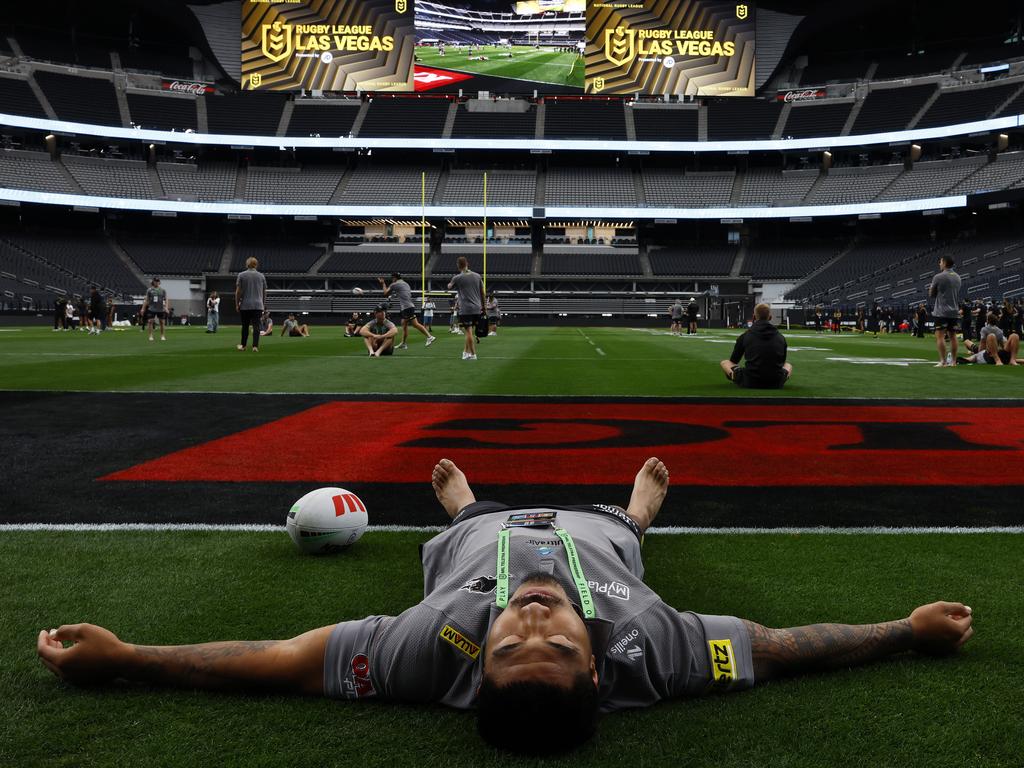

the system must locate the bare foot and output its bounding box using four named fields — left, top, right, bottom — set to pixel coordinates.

left=432, top=459, right=476, bottom=520
left=625, top=457, right=669, bottom=533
